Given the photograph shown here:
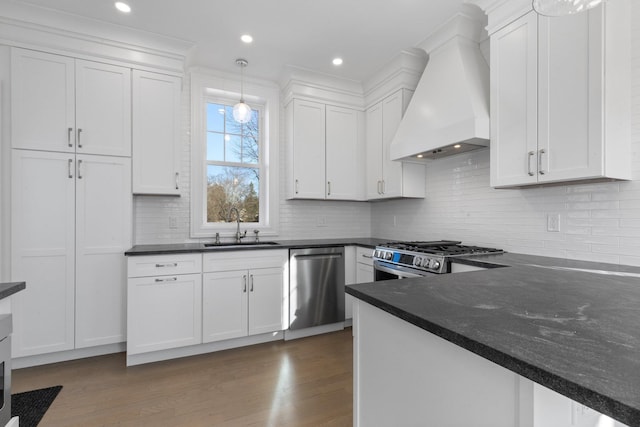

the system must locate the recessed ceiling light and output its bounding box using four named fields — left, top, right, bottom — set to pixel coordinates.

left=454, top=144, right=462, bottom=149
left=115, top=2, right=131, bottom=13
left=417, top=154, right=424, bottom=158
left=332, top=57, right=343, bottom=66
left=241, top=34, right=253, bottom=44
